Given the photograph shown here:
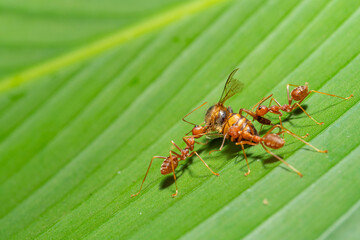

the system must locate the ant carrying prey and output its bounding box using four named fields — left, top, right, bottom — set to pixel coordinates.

left=202, top=70, right=326, bottom=177
left=131, top=69, right=342, bottom=198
